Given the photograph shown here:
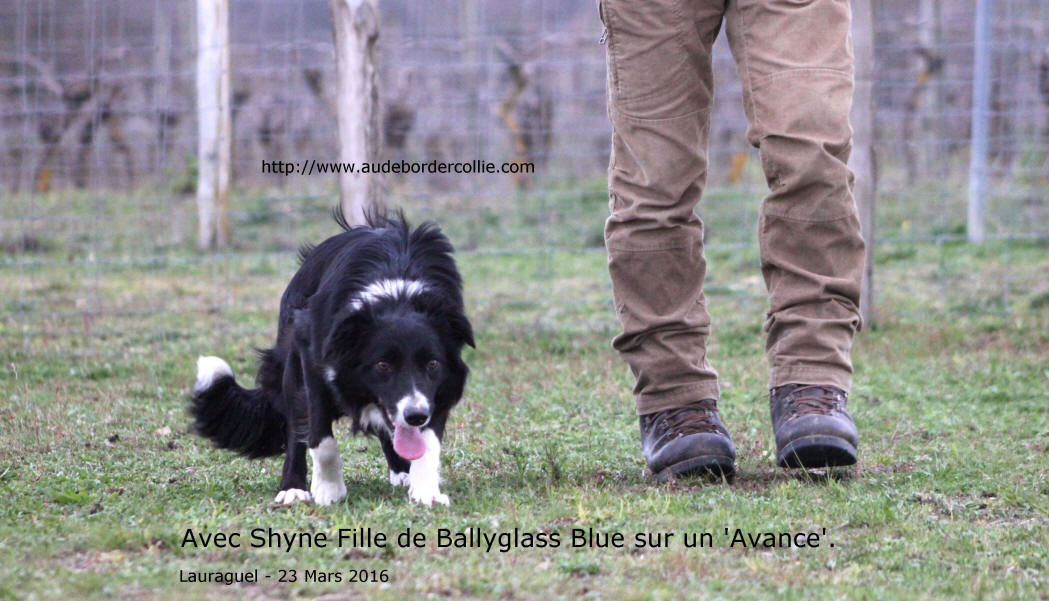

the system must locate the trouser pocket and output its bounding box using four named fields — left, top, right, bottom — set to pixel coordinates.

left=599, top=0, right=706, bottom=120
